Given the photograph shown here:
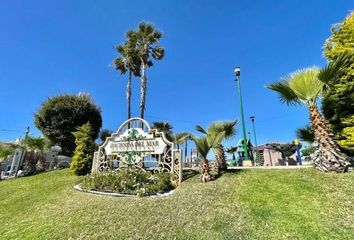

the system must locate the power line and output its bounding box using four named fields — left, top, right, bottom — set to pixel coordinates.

left=0, top=129, right=23, bottom=133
